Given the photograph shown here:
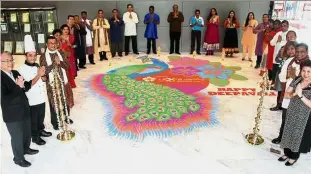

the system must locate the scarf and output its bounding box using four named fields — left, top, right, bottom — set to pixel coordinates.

left=96, top=18, right=108, bottom=47
left=81, top=18, right=93, bottom=47
left=45, top=49, right=68, bottom=84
